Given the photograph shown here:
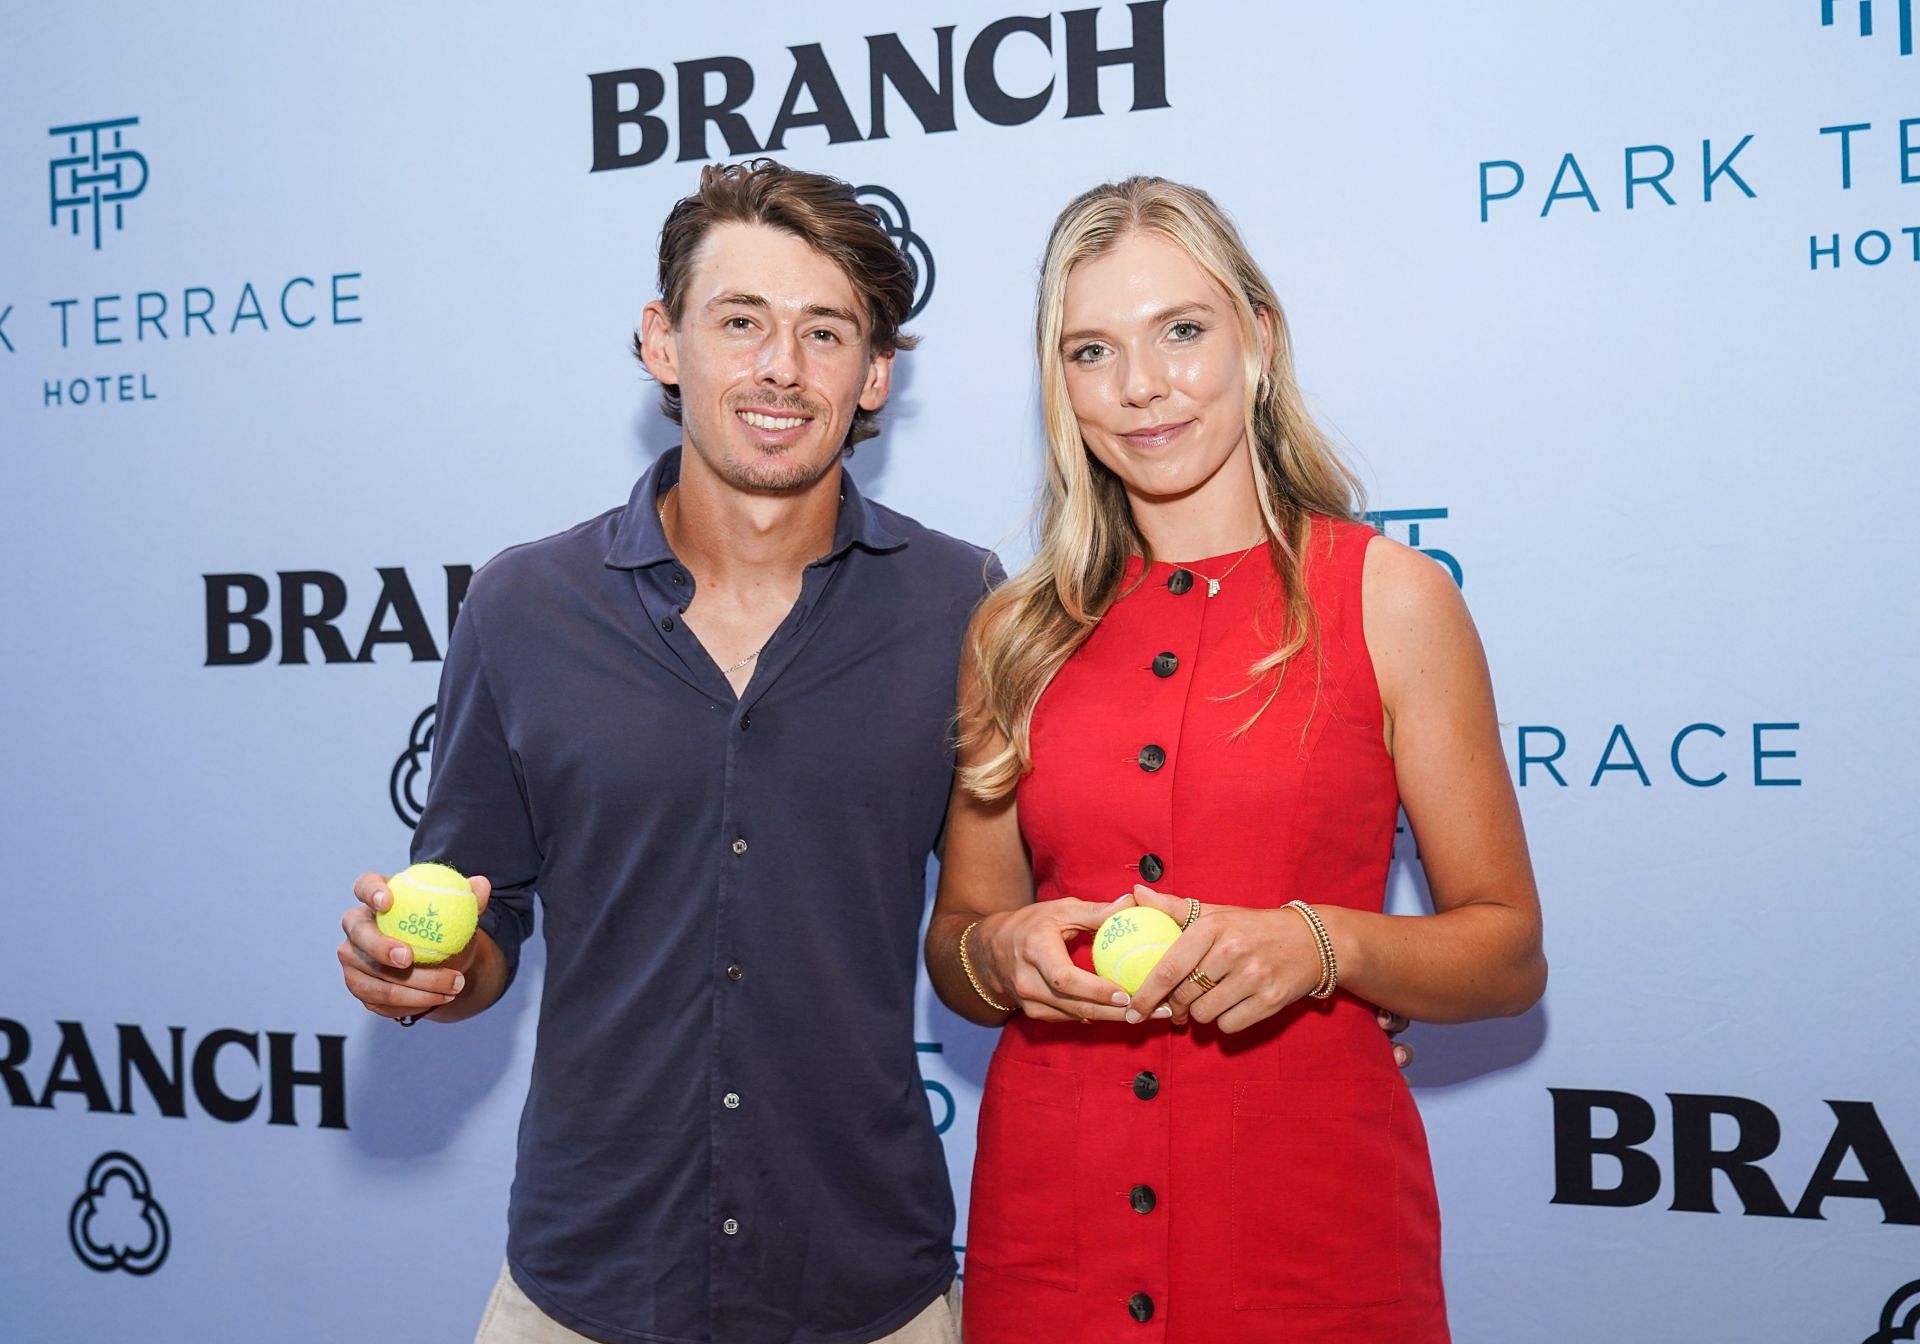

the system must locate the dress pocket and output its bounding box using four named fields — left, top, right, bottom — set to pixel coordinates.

left=1229, top=1079, right=1403, bottom=1309
left=965, top=1056, right=1082, bottom=1291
